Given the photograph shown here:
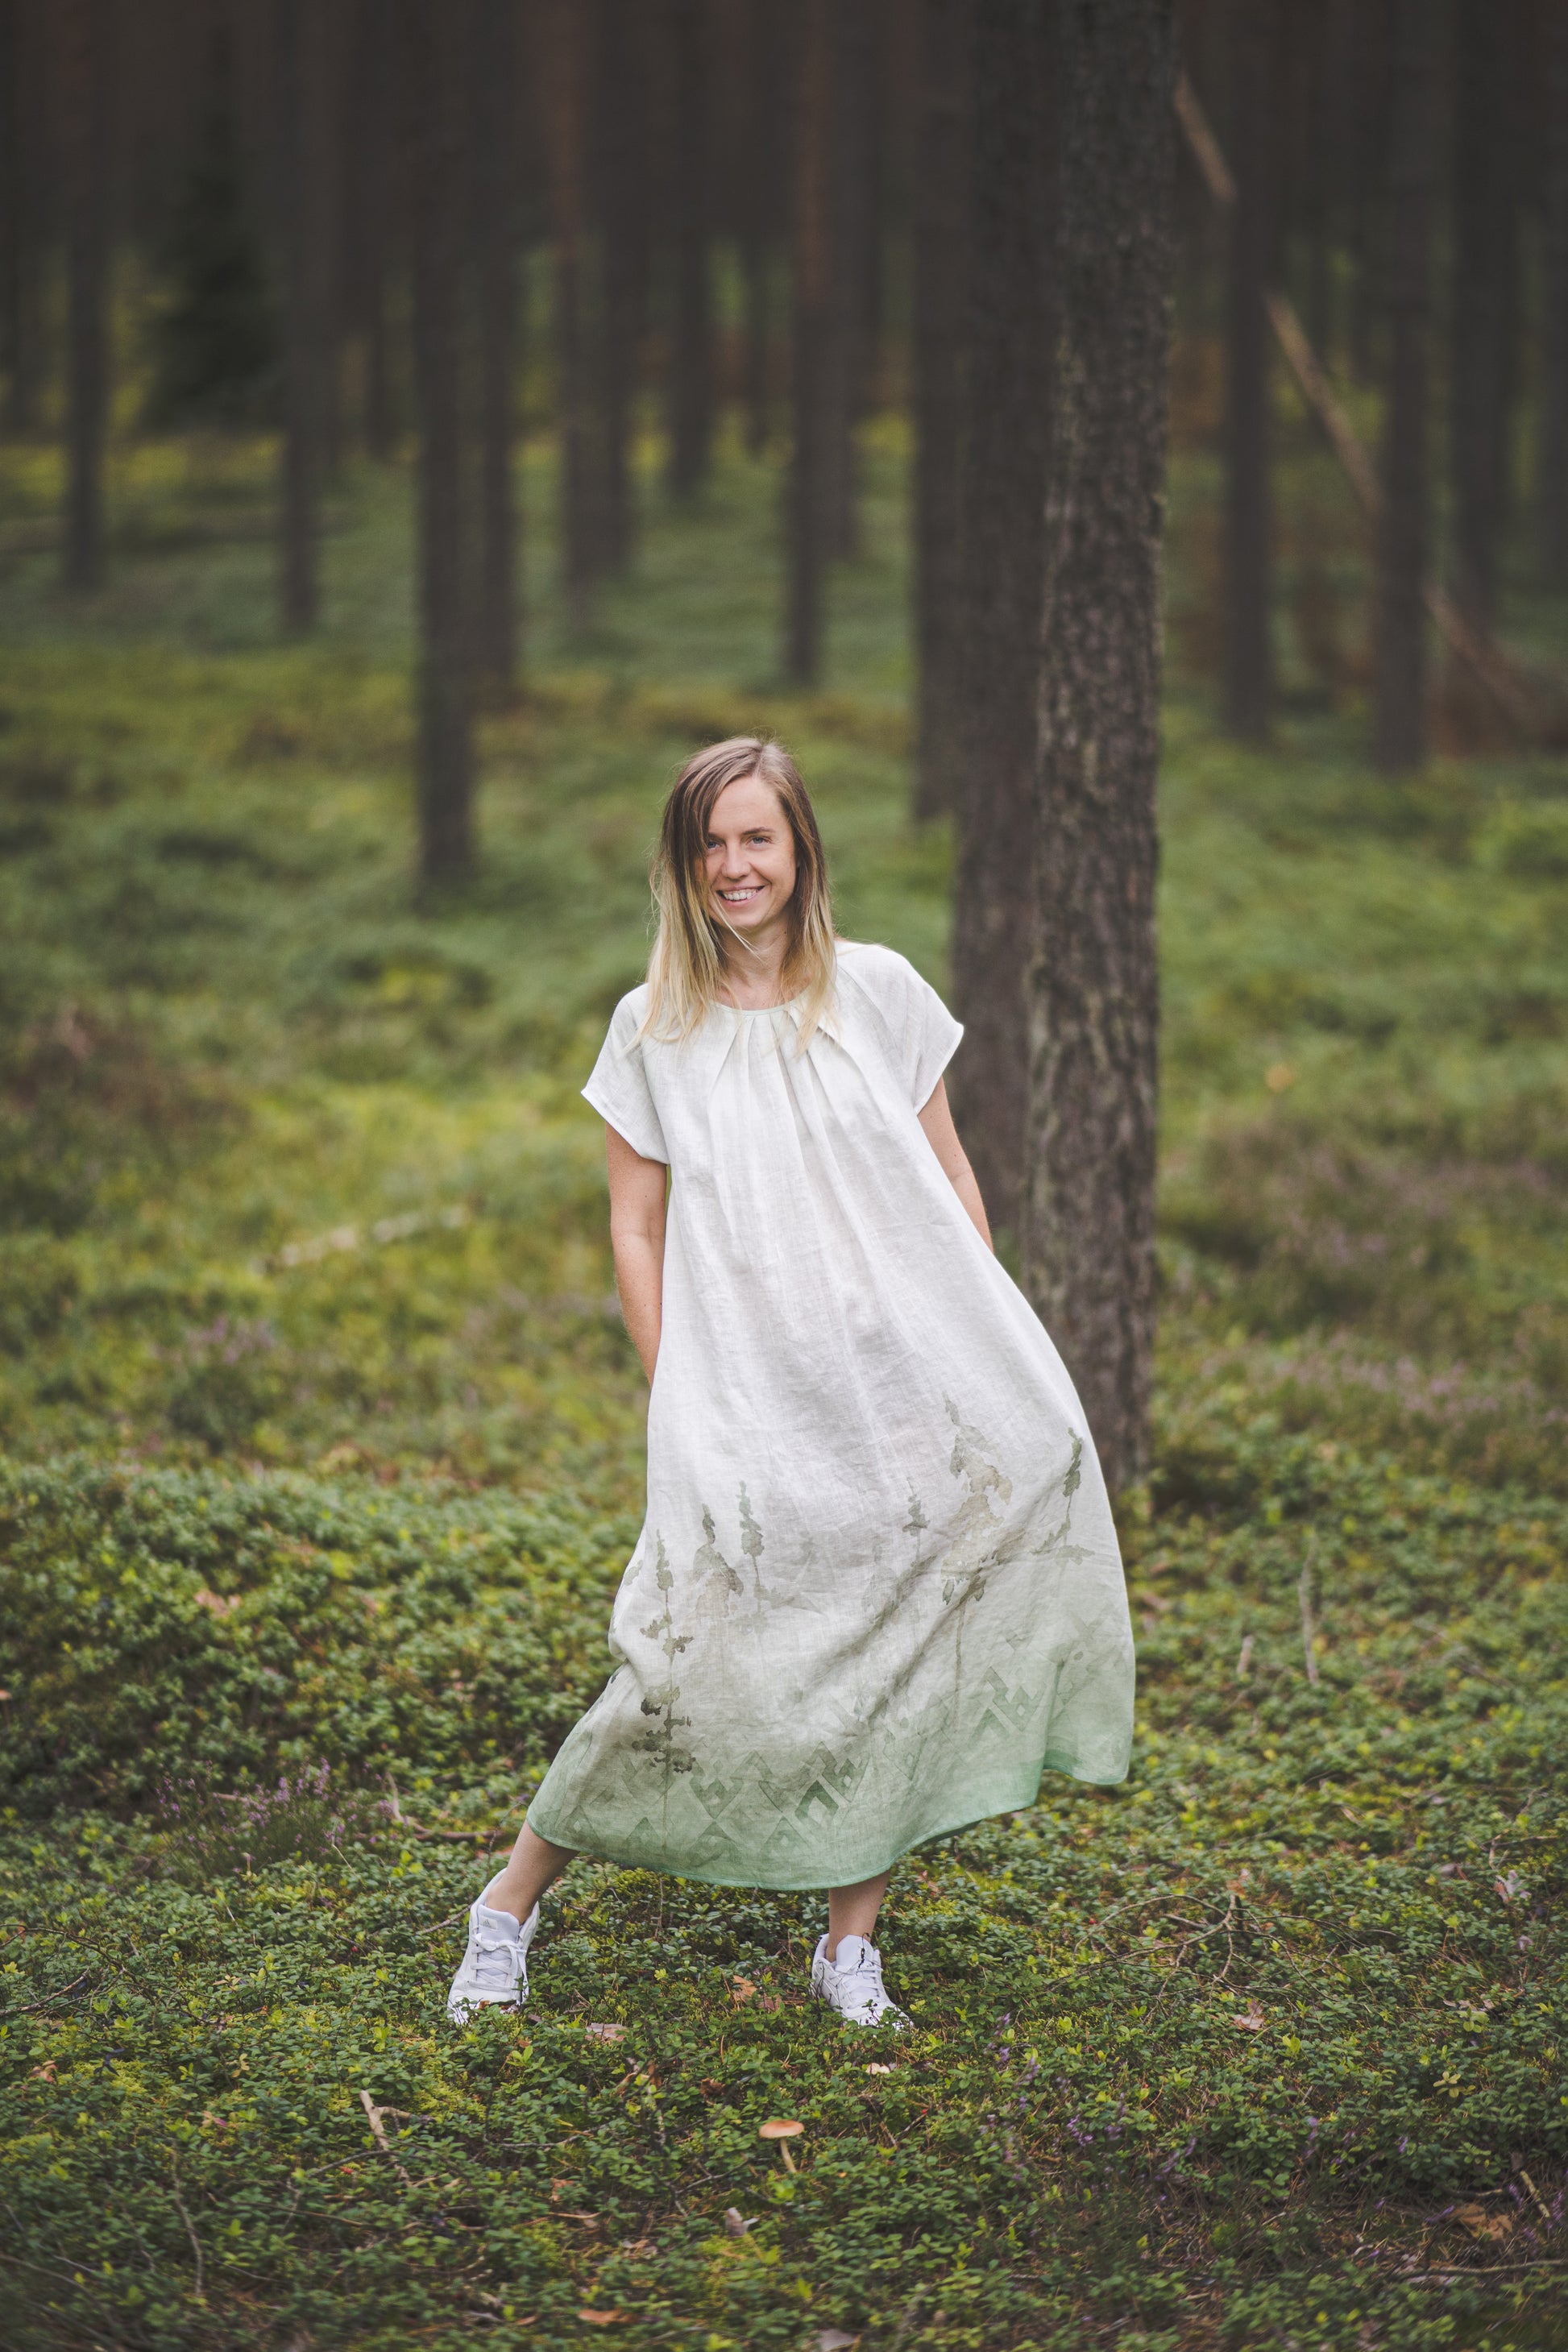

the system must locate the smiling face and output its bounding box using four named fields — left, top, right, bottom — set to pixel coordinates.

left=702, top=772, right=798, bottom=942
